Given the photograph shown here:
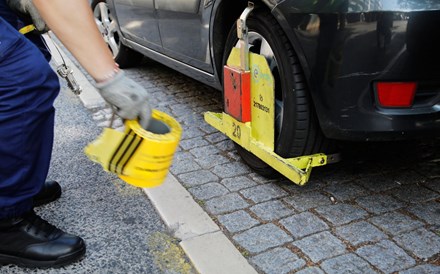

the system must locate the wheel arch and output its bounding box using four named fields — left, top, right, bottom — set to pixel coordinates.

left=269, top=7, right=317, bottom=104
left=211, top=1, right=318, bottom=106
left=211, top=0, right=273, bottom=86
left=210, top=1, right=324, bottom=133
